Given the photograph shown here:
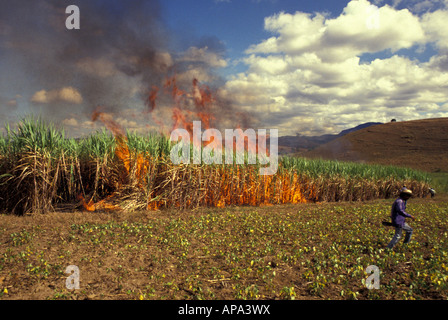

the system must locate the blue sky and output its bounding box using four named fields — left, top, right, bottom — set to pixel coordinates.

left=160, top=0, right=351, bottom=60
left=1, top=0, right=448, bottom=137
left=159, top=0, right=444, bottom=73
left=160, top=0, right=395, bottom=77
